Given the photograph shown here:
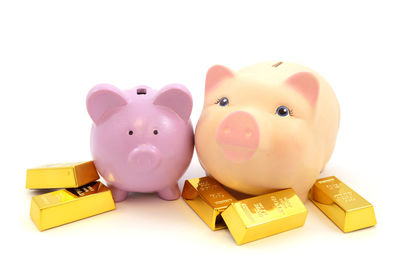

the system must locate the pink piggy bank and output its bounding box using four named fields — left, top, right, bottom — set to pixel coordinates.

left=87, top=84, right=194, bottom=202
left=195, top=61, right=340, bottom=201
